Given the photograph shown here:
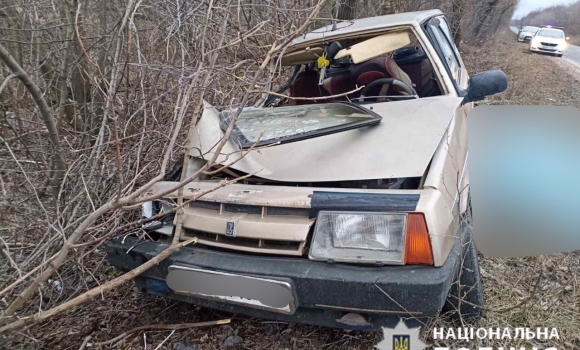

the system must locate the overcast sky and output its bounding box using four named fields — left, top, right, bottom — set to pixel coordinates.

left=513, top=0, right=579, bottom=18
